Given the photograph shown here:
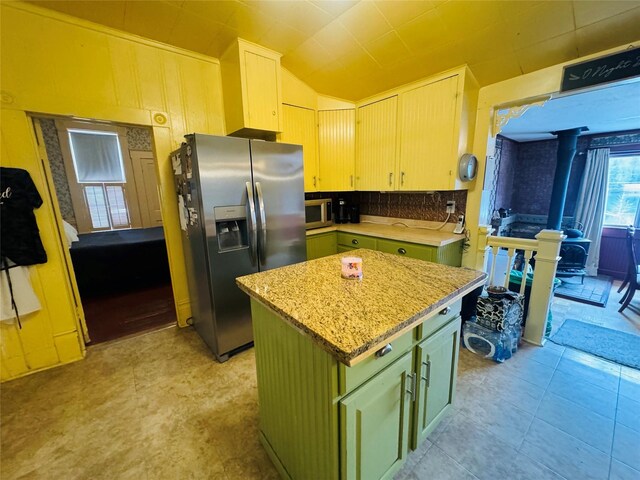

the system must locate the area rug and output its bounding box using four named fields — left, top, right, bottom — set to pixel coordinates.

left=554, top=275, right=613, bottom=307
left=551, top=319, right=640, bottom=370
